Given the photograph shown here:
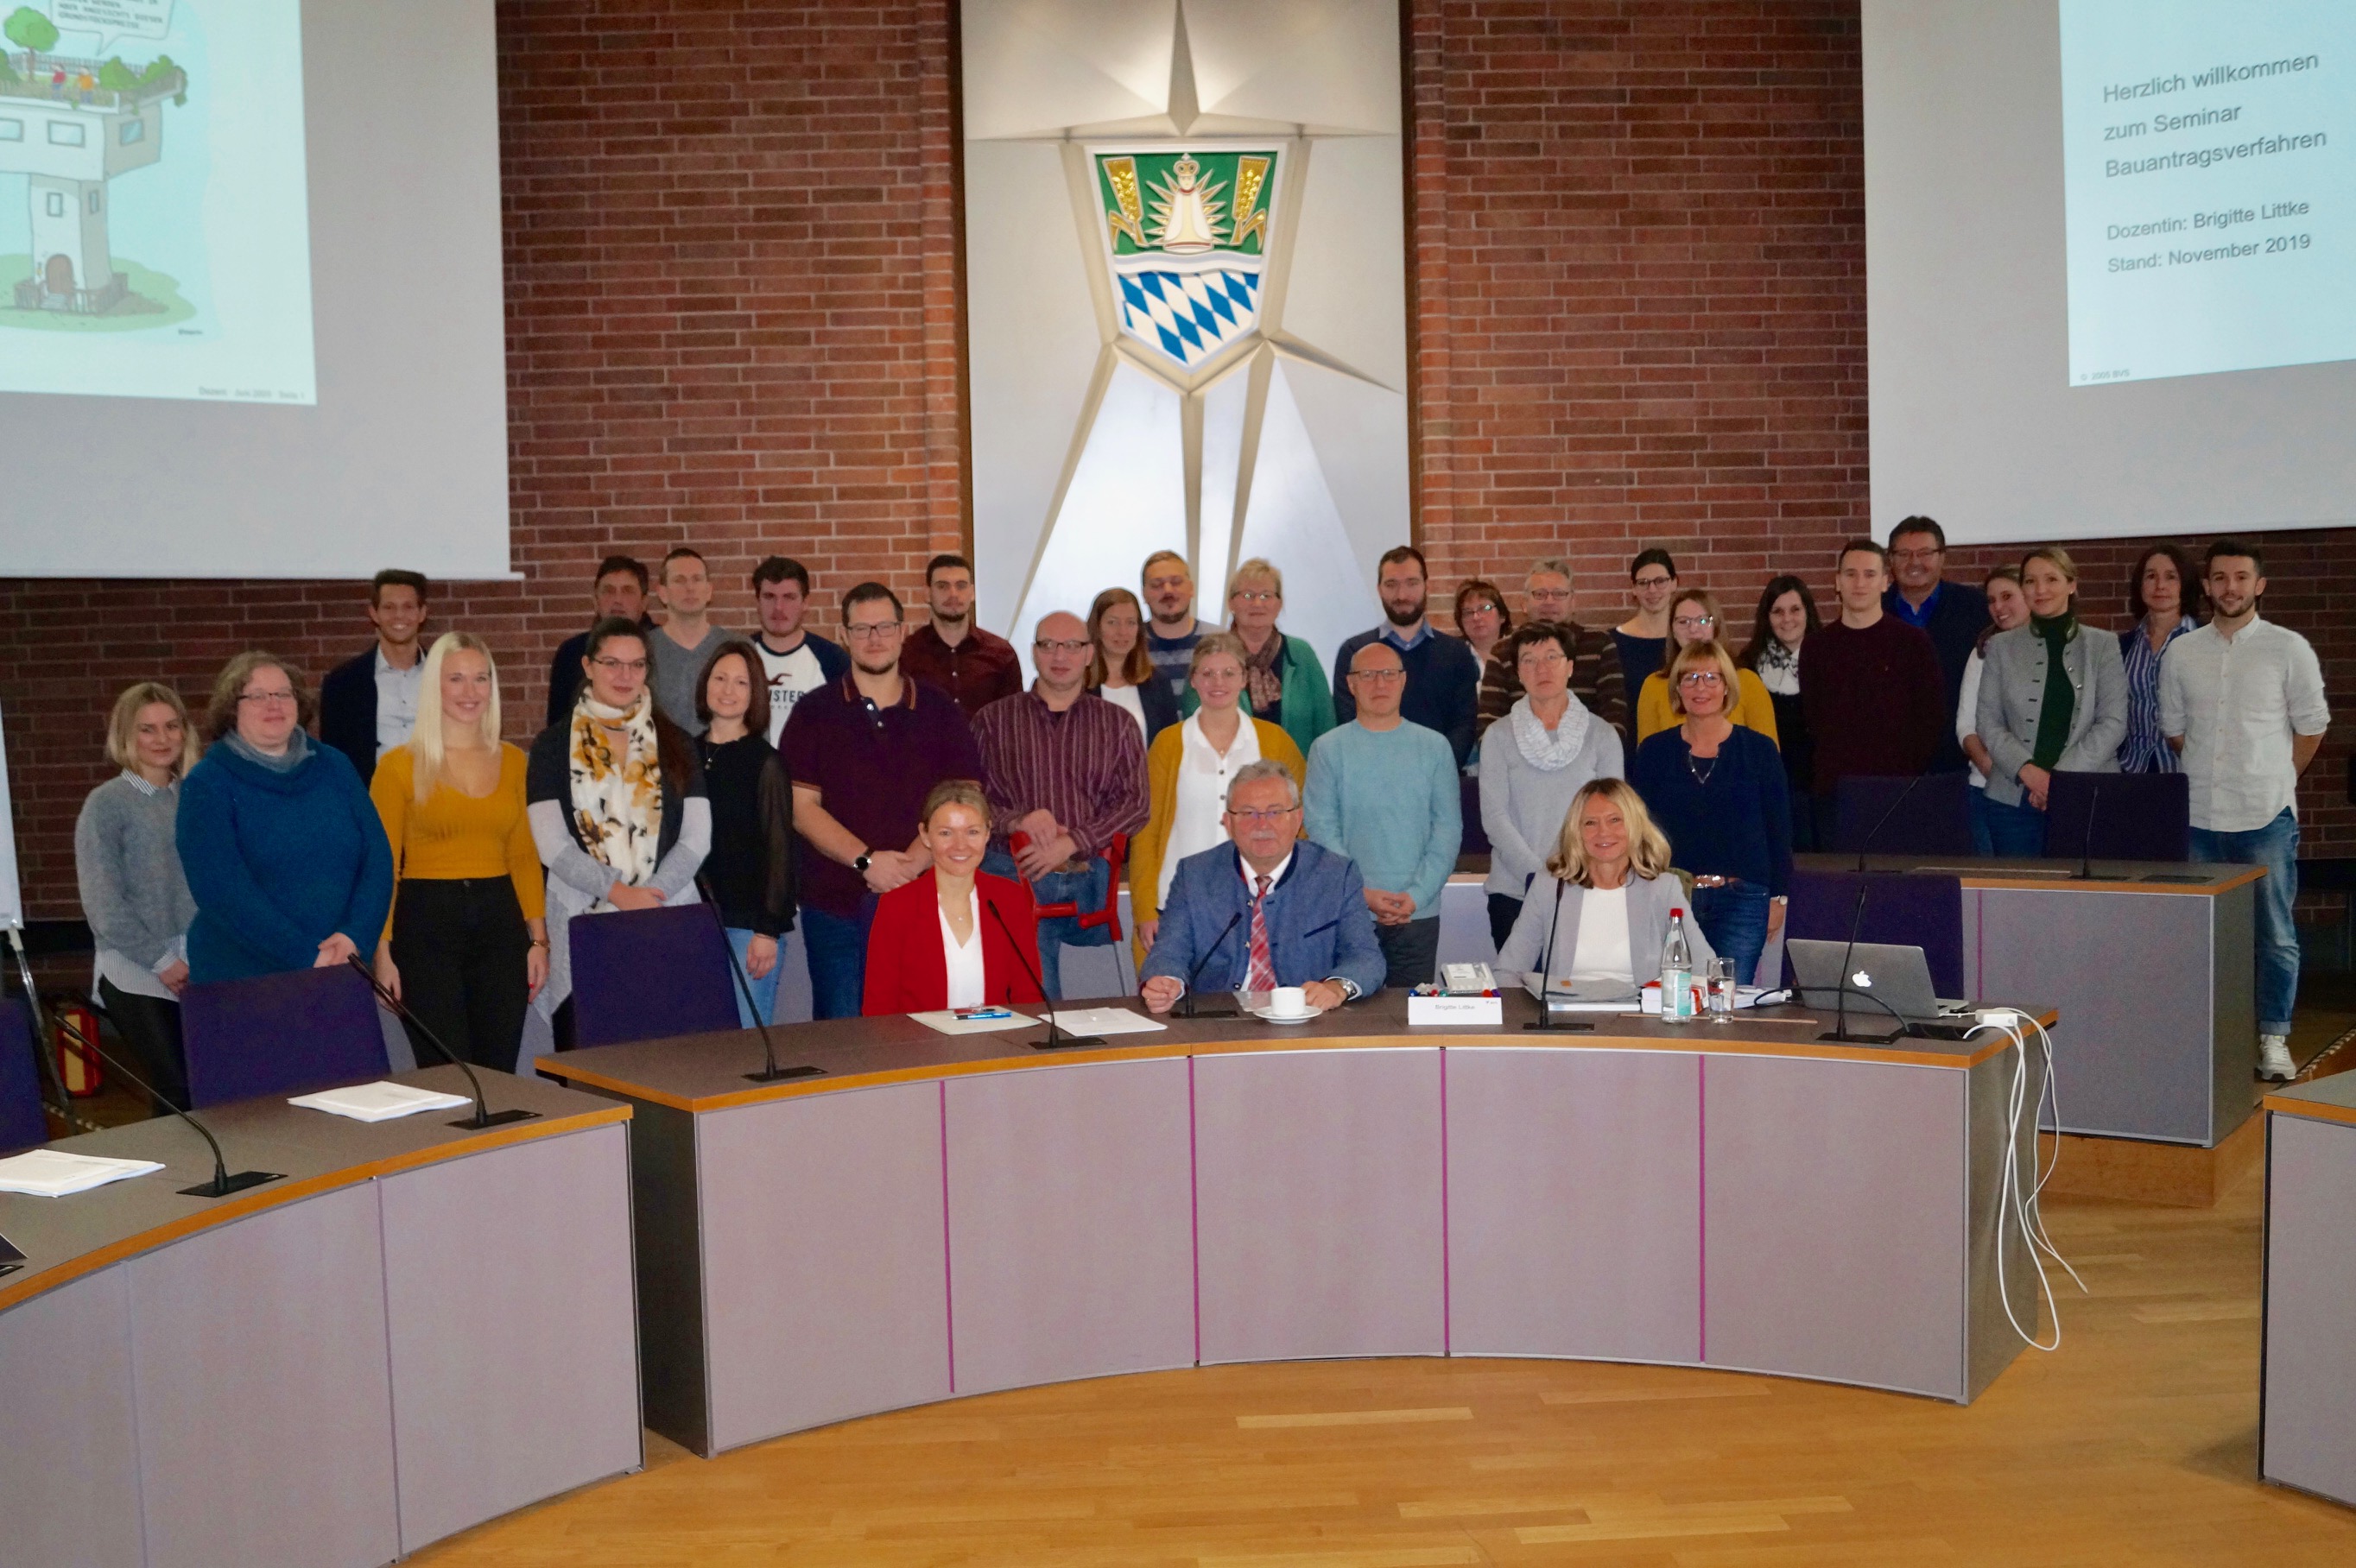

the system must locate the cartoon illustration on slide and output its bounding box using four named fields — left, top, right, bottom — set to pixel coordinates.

left=0, top=1, right=197, bottom=330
